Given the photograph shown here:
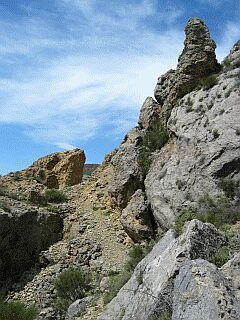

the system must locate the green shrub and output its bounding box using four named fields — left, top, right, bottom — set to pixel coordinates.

left=0, top=200, right=11, bottom=212
left=44, top=189, right=67, bottom=203
left=55, top=267, right=91, bottom=303
left=0, top=301, right=38, bottom=320
left=104, top=271, right=132, bottom=304
left=198, top=74, right=218, bottom=90
left=174, top=210, right=196, bottom=234
left=197, top=195, right=240, bottom=228
left=138, top=120, right=169, bottom=176
left=235, top=60, right=240, bottom=68
left=55, top=267, right=91, bottom=317
left=222, top=58, right=231, bottom=67
left=104, top=243, right=153, bottom=304
left=212, top=128, right=220, bottom=139
left=13, top=172, right=22, bottom=181
left=124, top=244, right=145, bottom=272
left=210, top=246, right=229, bottom=267
left=218, top=178, right=239, bottom=199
